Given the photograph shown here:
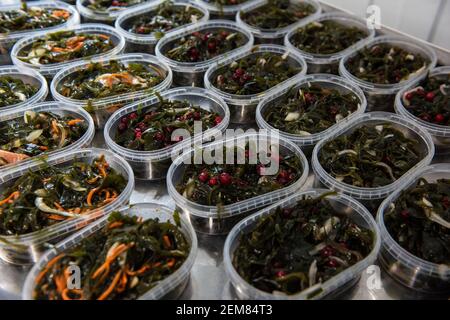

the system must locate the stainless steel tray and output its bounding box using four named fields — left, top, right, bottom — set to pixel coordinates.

left=0, top=1, right=449, bottom=300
